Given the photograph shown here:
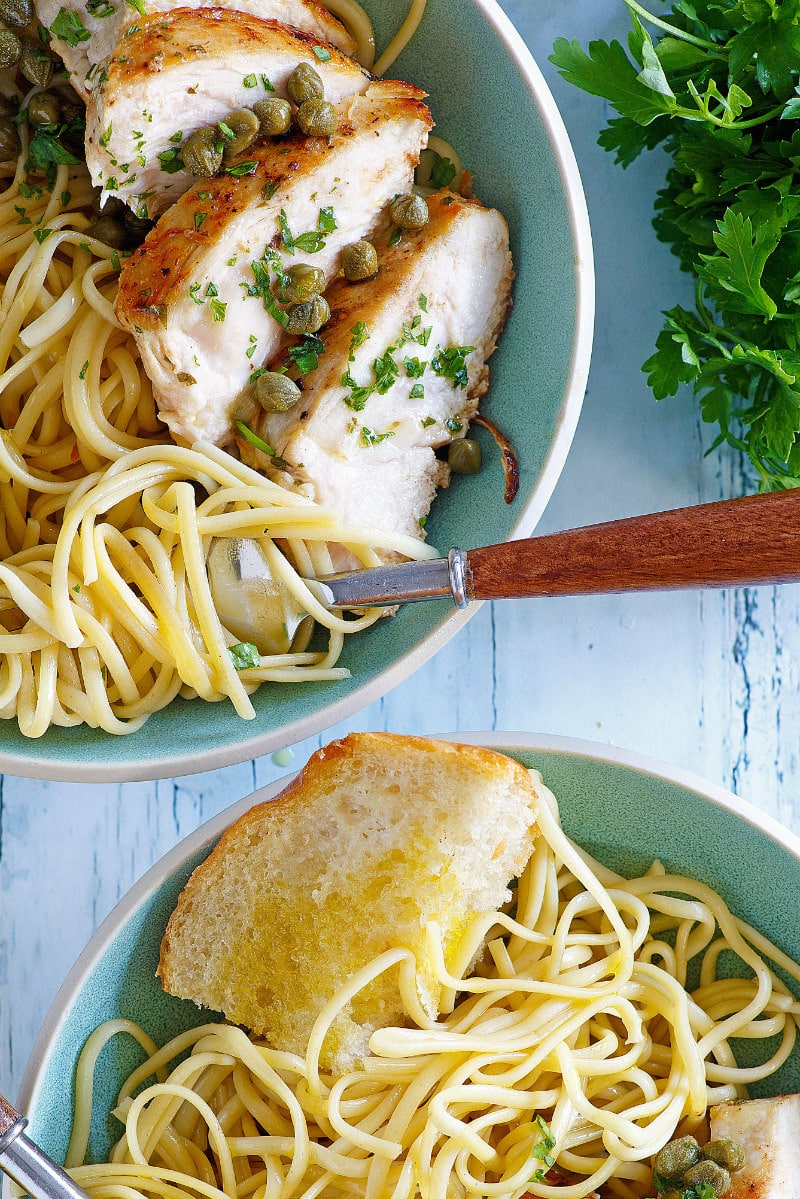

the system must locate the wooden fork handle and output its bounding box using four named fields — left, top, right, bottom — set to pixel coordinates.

left=466, top=490, right=800, bottom=600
